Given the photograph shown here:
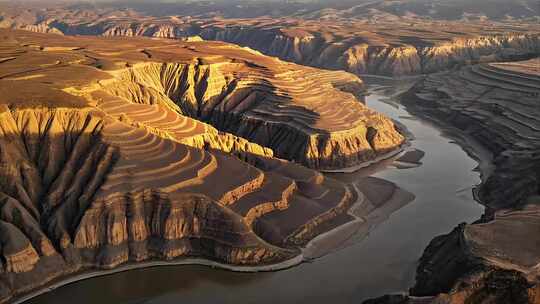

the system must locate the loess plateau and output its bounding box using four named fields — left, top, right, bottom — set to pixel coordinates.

left=367, top=58, right=540, bottom=303
left=0, top=29, right=404, bottom=303
left=1, top=4, right=539, bottom=77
